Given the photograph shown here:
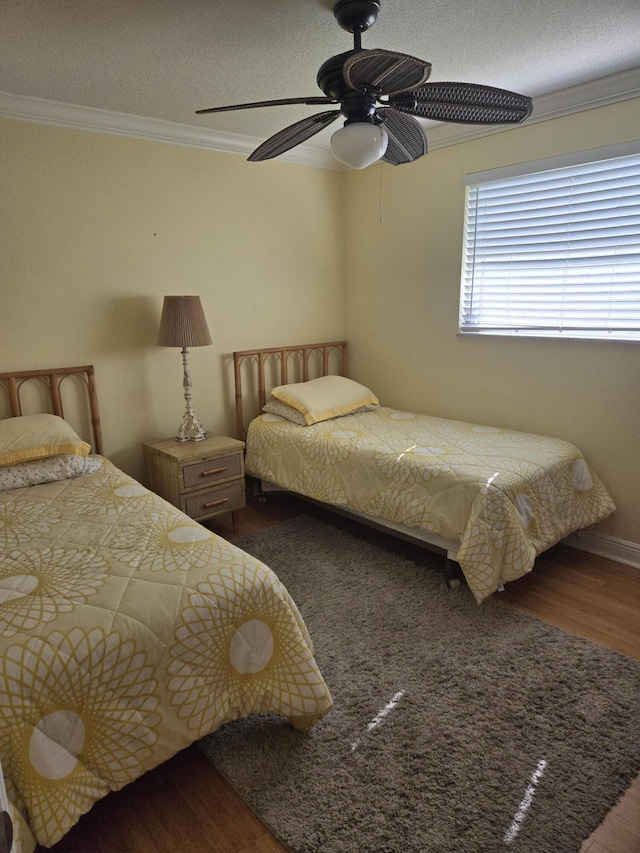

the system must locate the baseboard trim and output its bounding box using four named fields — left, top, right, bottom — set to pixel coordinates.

left=563, top=532, right=640, bottom=569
